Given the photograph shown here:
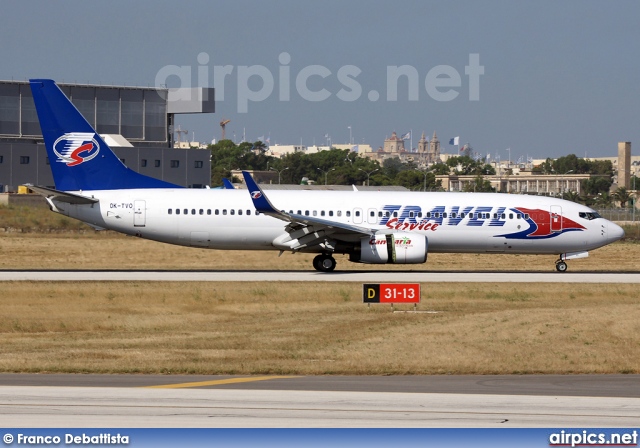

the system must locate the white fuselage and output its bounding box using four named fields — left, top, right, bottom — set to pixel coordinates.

left=53, top=188, right=623, bottom=256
